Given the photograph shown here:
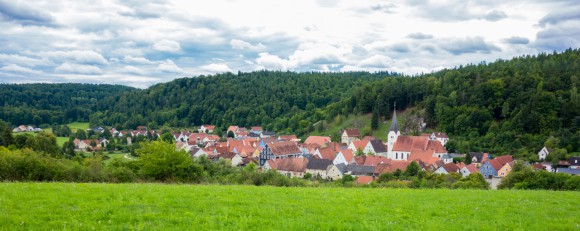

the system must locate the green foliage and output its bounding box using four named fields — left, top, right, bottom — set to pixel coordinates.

left=404, top=161, right=420, bottom=177
left=137, top=141, right=193, bottom=181
left=51, top=125, right=71, bottom=137
left=498, top=162, right=580, bottom=190
left=0, top=83, right=135, bottom=125
left=371, top=110, right=379, bottom=130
